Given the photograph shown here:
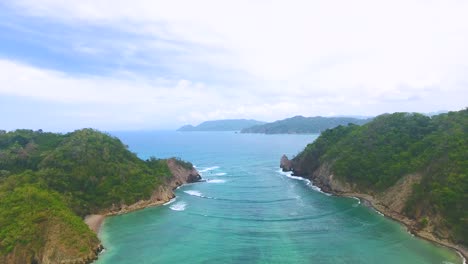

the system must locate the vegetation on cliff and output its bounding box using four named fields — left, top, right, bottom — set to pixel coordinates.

left=0, top=185, right=99, bottom=263
left=241, top=115, right=370, bottom=134
left=292, top=109, right=467, bottom=245
left=0, top=128, right=194, bottom=262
